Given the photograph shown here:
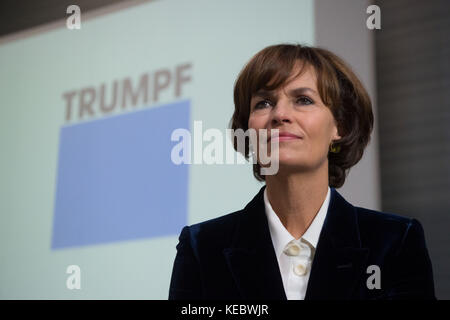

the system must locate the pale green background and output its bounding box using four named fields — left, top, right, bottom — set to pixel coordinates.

left=0, top=0, right=314, bottom=299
